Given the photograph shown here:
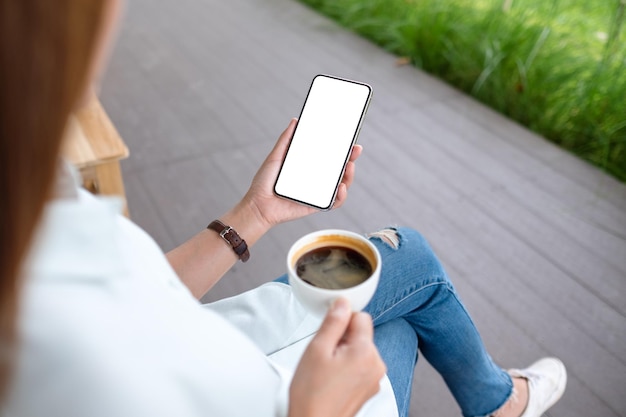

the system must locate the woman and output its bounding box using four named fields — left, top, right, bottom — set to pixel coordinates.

left=0, top=1, right=566, bottom=416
